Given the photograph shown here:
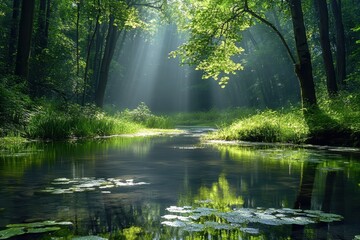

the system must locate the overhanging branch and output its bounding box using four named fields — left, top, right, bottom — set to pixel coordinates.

left=243, top=0, right=296, bottom=64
